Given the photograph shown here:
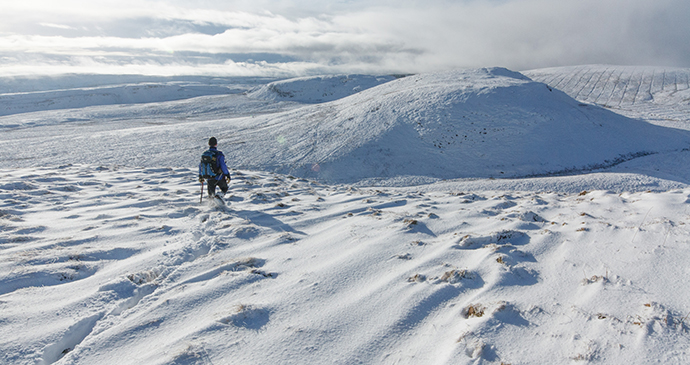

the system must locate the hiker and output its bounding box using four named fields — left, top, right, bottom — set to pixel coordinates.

left=198, top=137, right=231, bottom=200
